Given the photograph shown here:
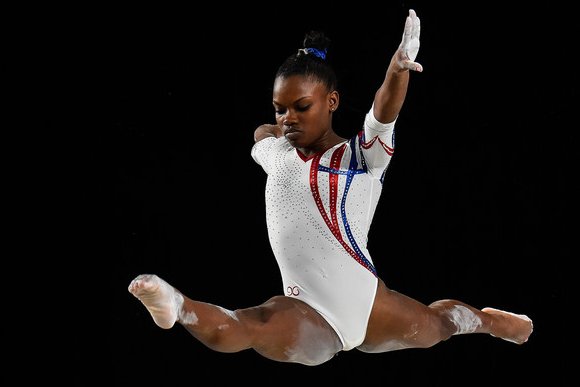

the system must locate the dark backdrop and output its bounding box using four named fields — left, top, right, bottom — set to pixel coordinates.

left=93, top=2, right=573, bottom=385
